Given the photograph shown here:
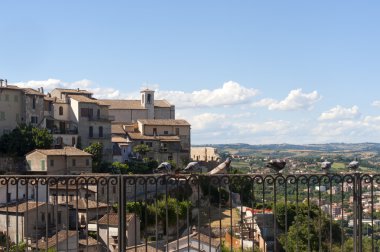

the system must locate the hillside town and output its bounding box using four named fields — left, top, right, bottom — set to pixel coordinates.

left=1, top=80, right=380, bottom=251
